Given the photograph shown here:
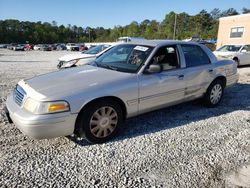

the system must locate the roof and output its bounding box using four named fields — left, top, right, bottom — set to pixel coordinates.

left=125, top=40, right=201, bottom=47
left=219, top=13, right=250, bottom=20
